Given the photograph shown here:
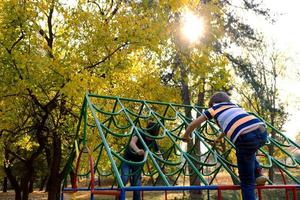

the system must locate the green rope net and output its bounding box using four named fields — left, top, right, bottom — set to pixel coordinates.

left=62, top=93, right=300, bottom=190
